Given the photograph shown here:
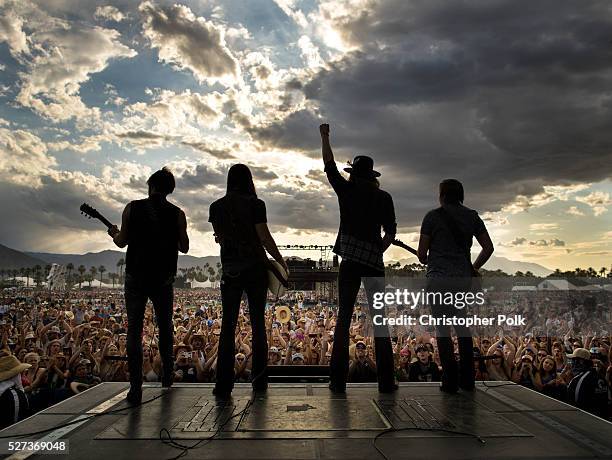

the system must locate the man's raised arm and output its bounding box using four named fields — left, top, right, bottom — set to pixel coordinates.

left=320, top=124, right=334, bottom=164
